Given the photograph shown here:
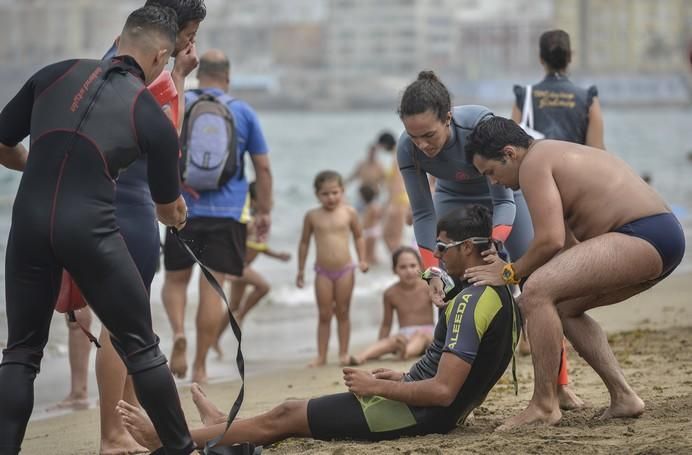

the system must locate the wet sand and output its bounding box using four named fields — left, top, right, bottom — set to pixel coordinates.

left=22, top=273, right=692, bottom=454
